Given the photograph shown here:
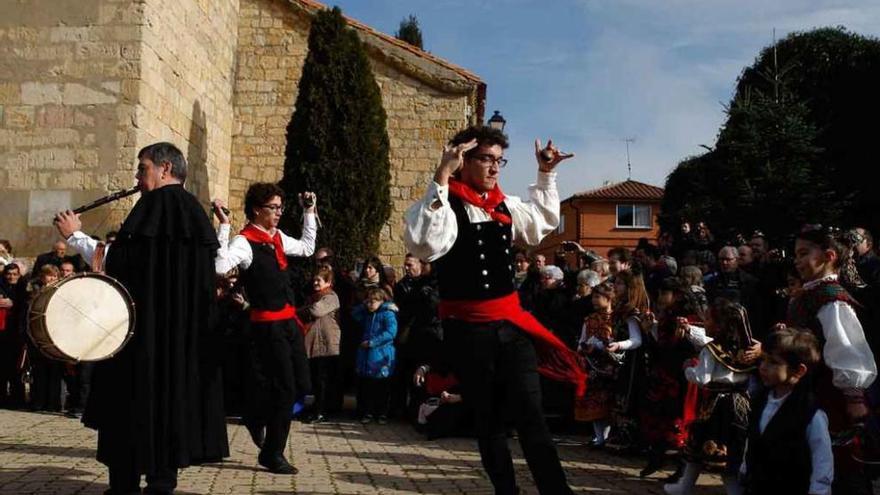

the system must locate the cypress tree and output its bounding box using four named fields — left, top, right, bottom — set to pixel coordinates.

left=395, top=15, right=424, bottom=49
left=279, top=6, right=391, bottom=271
